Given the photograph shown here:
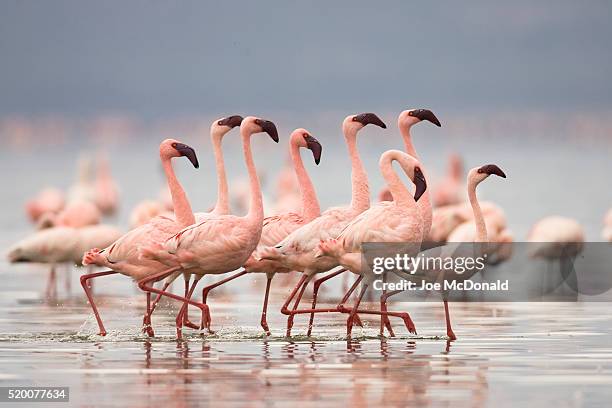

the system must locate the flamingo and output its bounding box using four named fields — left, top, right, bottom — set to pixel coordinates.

left=67, top=155, right=97, bottom=204
left=603, top=209, right=612, bottom=242
left=94, top=154, right=120, bottom=216
left=527, top=216, right=585, bottom=275
left=137, top=116, right=279, bottom=339
left=7, top=224, right=122, bottom=298
left=315, top=150, right=427, bottom=338
left=25, top=187, right=65, bottom=223
left=385, top=164, right=507, bottom=340
left=80, top=139, right=201, bottom=336
left=38, top=200, right=101, bottom=229
left=310, top=108, right=441, bottom=335
left=192, top=128, right=323, bottom=335
left=129, top=200, right=169, bottom=229
left=256, top=113, right=387, bottom=336
left=432, top=153, right=464, bottom=207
